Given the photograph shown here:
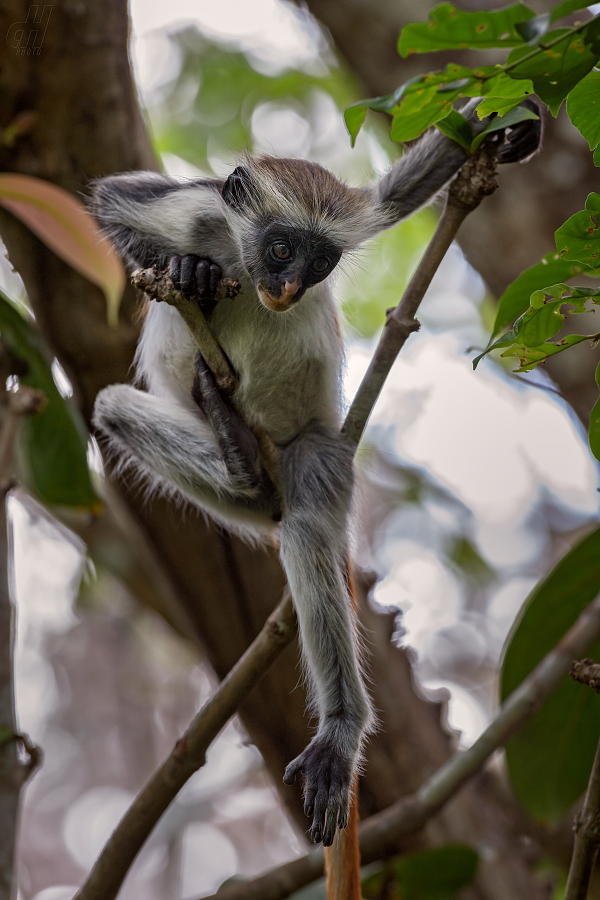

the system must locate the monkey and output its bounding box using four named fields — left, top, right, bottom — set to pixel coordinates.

left=90, top=100, right=542, bottom=850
